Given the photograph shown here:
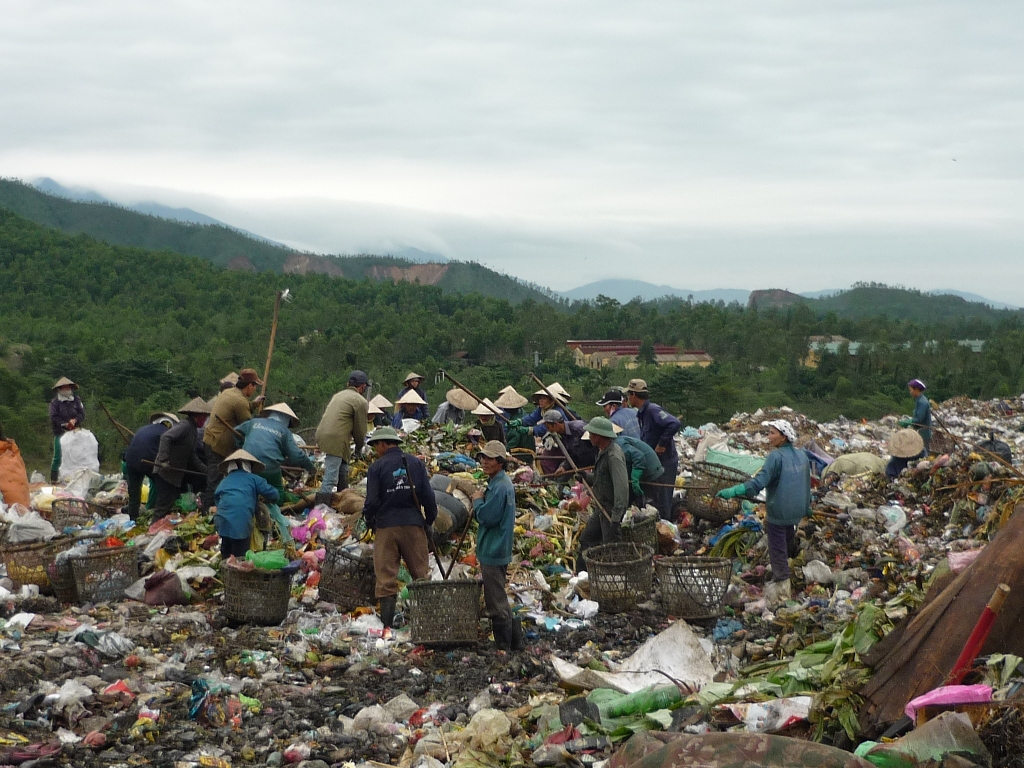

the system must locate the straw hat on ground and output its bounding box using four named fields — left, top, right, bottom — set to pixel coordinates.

left=263, top=402, right=300, bottom=427
left=219, top=449, right=266, bottom=473
left=445, top=388, right=478, bottom=411
left=889, top=429, right=925, bottom=458
left=494, top=387, right=529, bottom=409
